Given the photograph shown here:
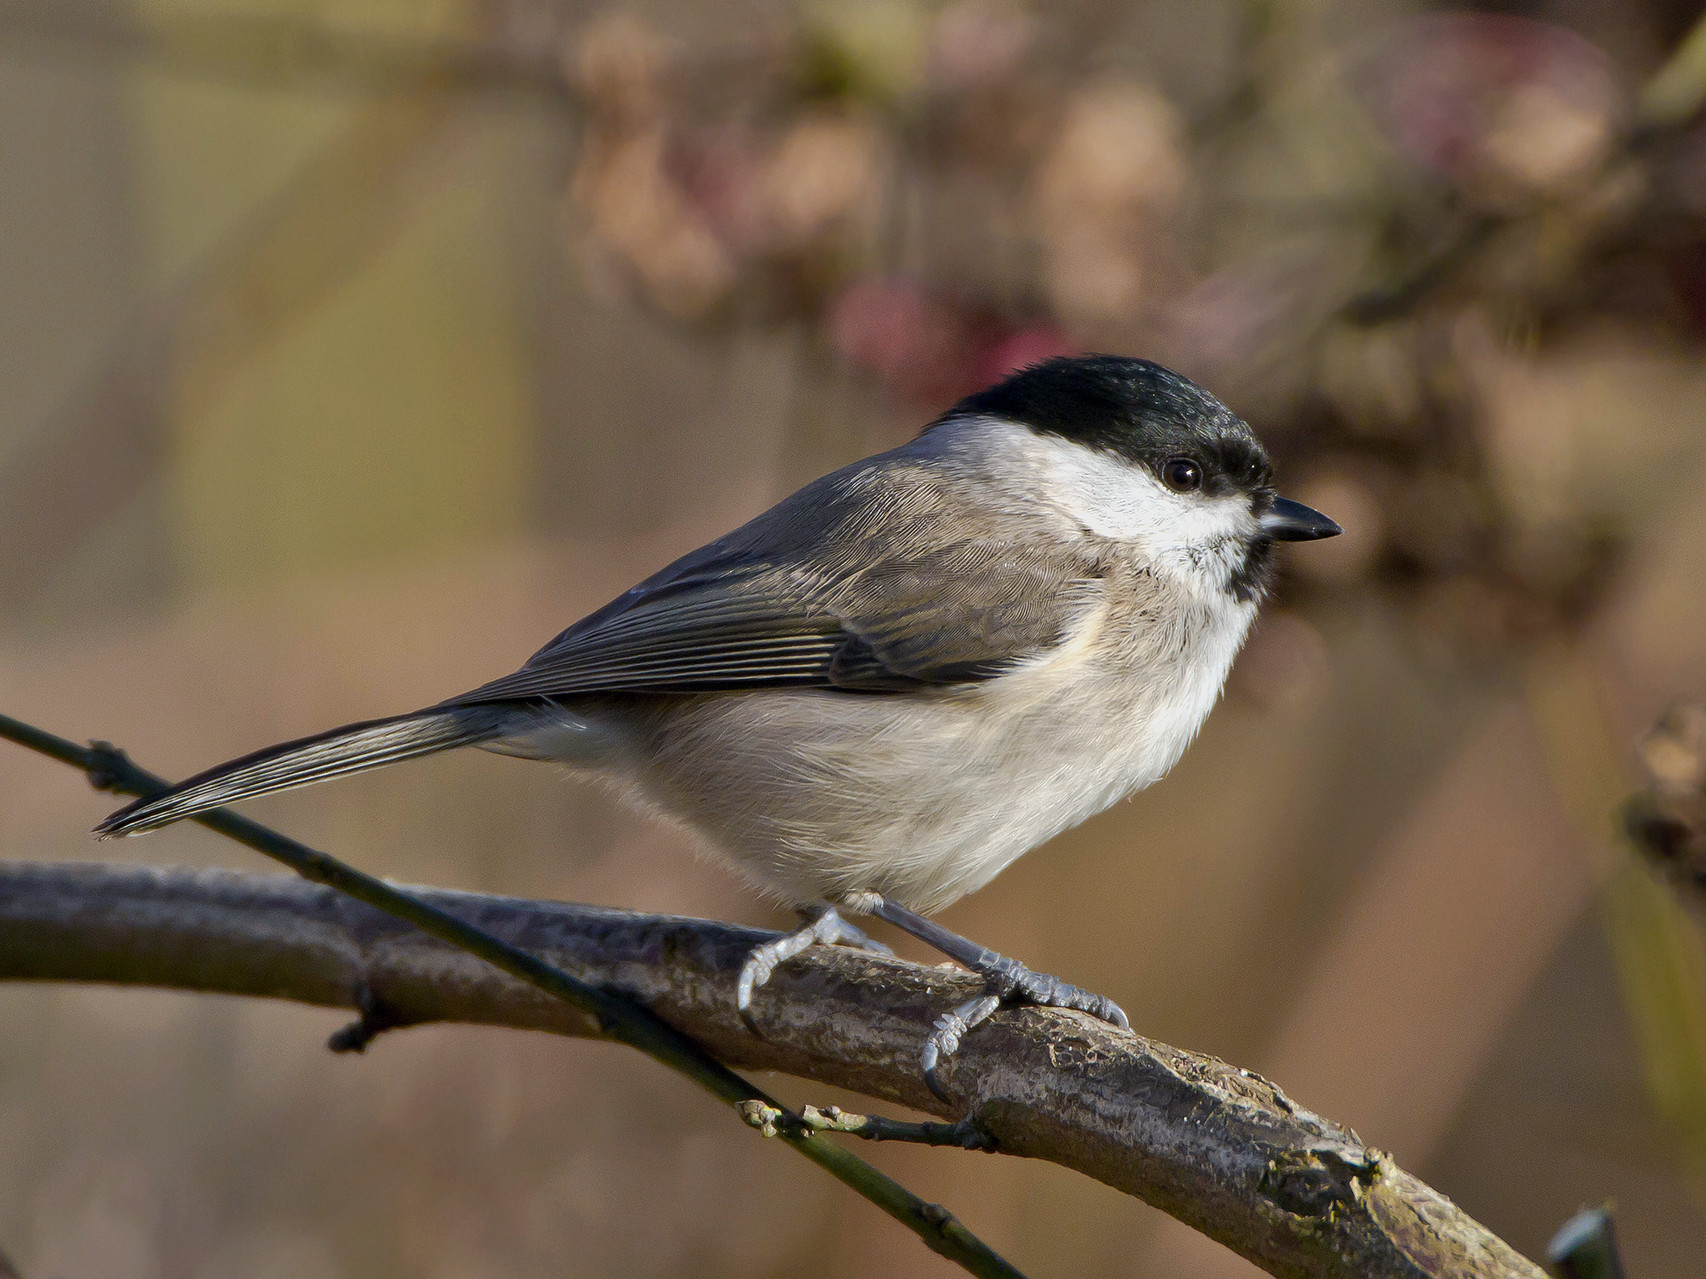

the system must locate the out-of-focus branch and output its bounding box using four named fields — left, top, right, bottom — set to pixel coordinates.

left=1341, top=213, right=1503, bottom=325
left=1546, top=1206, right=1628, bottom=1279
left=0, top=860, right=1548, bottom=1279
left=1624, top=702, right=1706, bottom=899
left=1638, top=5, right=1706, bottom=131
